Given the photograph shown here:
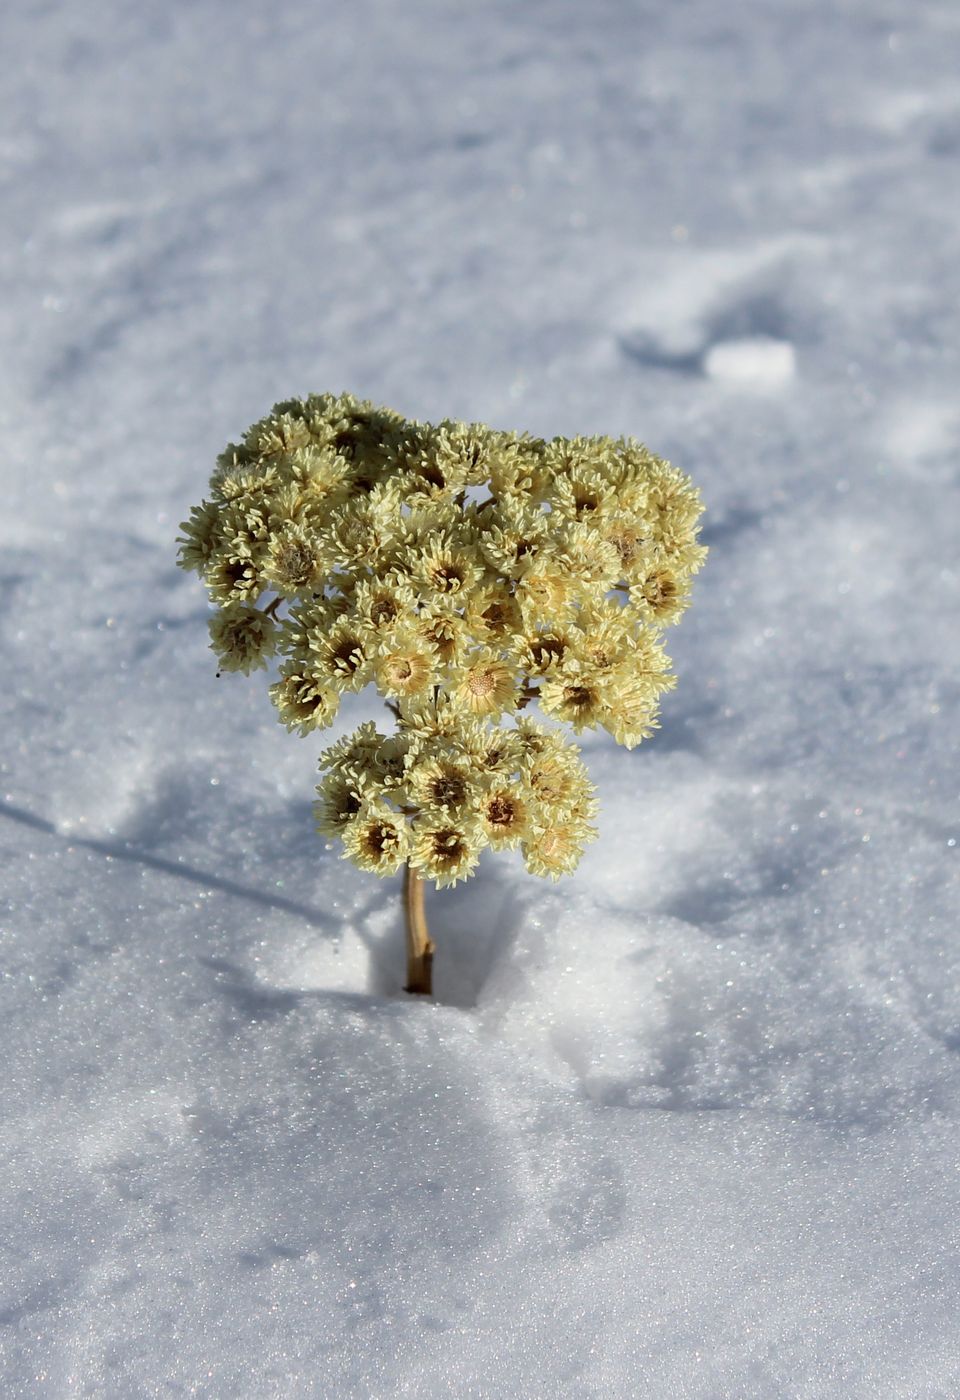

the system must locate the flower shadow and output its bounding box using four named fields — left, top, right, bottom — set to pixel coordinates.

left=418, top=867, right=531, bottom=1009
